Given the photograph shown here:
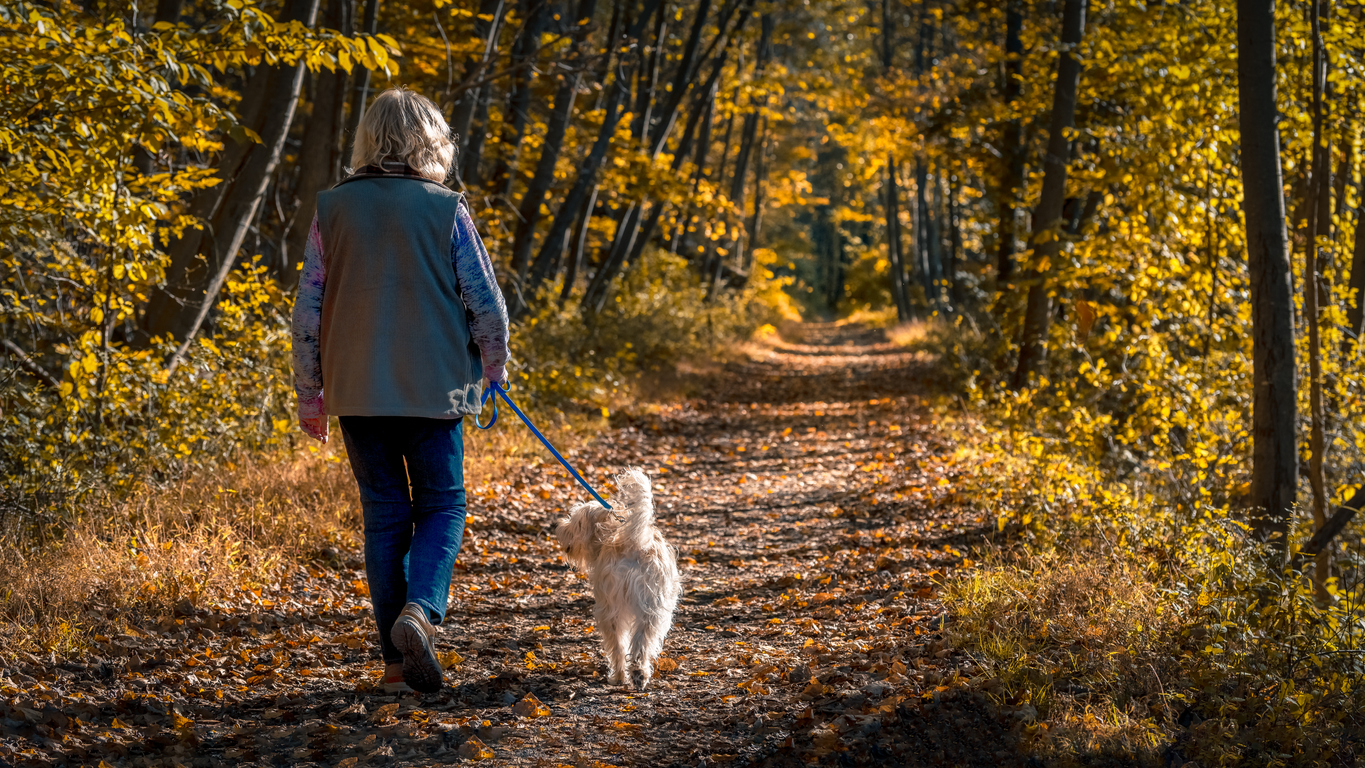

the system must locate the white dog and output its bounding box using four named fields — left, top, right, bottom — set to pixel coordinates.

left=555, top=468, right=681, bottom=690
